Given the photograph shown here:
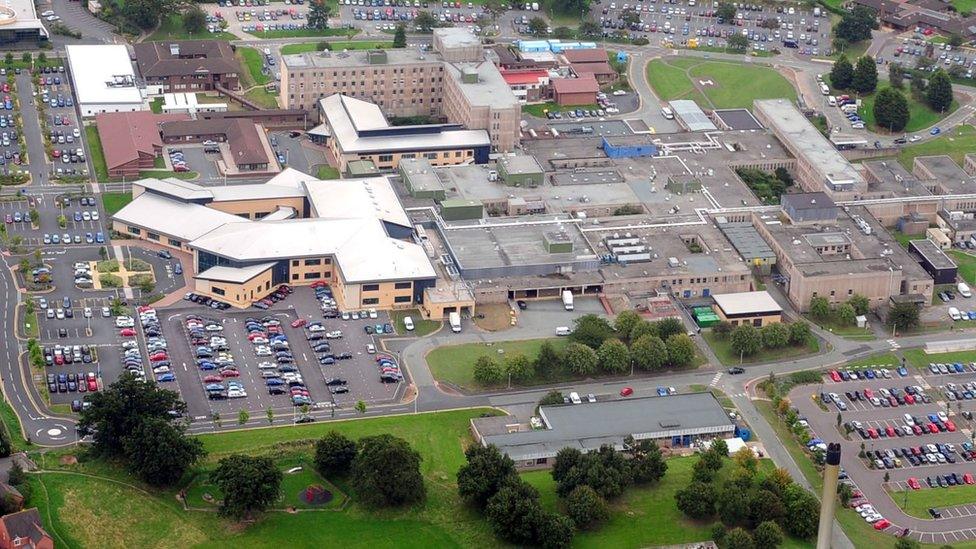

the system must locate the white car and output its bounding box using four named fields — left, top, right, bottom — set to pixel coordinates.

left=91, top=211, right=100, bottom=221
left=341, top=312, right=350, bottom=320
left=205, top=324, right=223, bottom=332
left=251, top=337, right=269, bottom=345
left=325, top=331, right=343, bottom=339
left=101, top=306, right=111, bottom=317
left=227, top=389, right=247, bottom=398
left=938, top=411, right=949, bottom=422
left=909, top=135, right=921, bottom=142
left=612, top=89, right=627, bottom=96
left=366, top=343, right=376, bottom=354
left=307, top=325, right=326, bottom=332
left=153, top=365, right=170, bottom=374
left=368, top=308, right=378, bottom=319
left=254, top=346, right=272, bottom=356
left=351, top=312, right=360, bottom=320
